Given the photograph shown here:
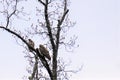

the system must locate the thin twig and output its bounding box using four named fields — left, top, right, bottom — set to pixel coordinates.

left=6, top=0, right=17, bottom=28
